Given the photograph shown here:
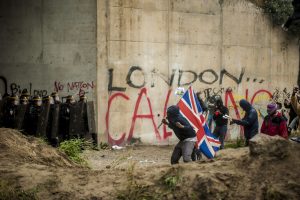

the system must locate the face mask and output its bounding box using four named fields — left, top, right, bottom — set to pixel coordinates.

left=37, top=100, right=42, bottom=106
left=22, top=101, right=28, bottom=105
left=267, top=109, right=276, bottom=115
left=13, top=100, right=19, bottom=106
left=50, top=98, right=54, bottom=105
left=55, top=96, right=60, bottom=101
